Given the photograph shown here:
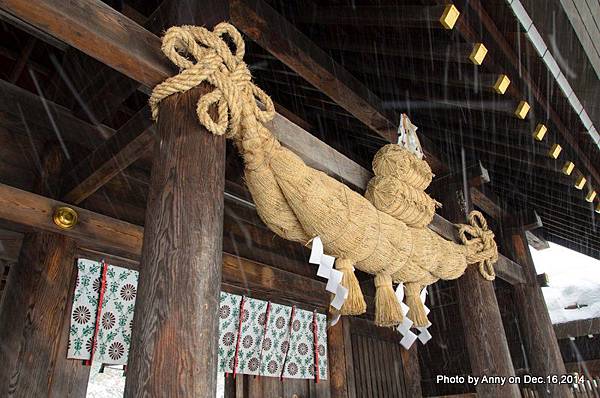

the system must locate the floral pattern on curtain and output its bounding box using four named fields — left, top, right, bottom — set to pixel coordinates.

left=68, top=261, right=328, bottom=379
left=67, top=259, right=138, bottom=365
left=217, top=292, right=328, bottom=380
left=68, top=259, right=102, bottom=360
left=94, top=265, right=138, bottom=364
